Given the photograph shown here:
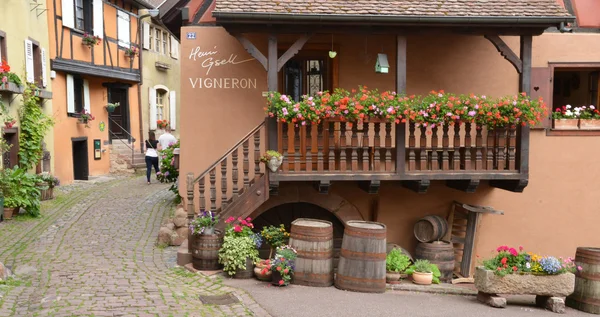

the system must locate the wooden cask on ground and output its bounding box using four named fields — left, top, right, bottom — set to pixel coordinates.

left=567, top=247, right=600, bottom=314
left=335, top=221, right=386, bottom=293
left=289, top=218, right=334, bottom=287
left=415, top=241, right=455, bottom=282
left=414, top=215, right=448, bottom=243
left=191, top=231, right=223, bottom=270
